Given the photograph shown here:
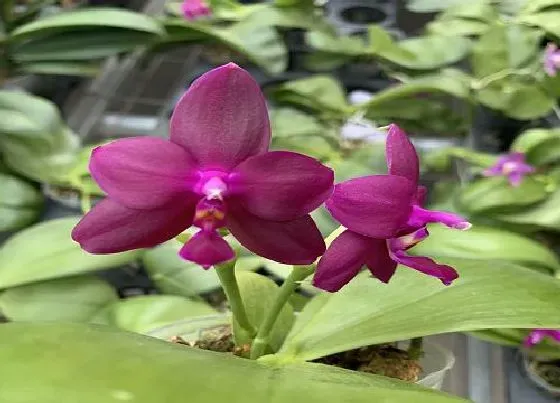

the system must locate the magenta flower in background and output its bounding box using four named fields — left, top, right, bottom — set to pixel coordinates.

left=483, top=152, right=535, bottom=187
left=313, top=125, right=471, bottom=292
left=181, top=0, right=211, bottom=20
left=544, top=43, right=560, bottom=77
left=72, top=63, right=333, bottom=268
left=524, top=329, right=560, bottom=348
